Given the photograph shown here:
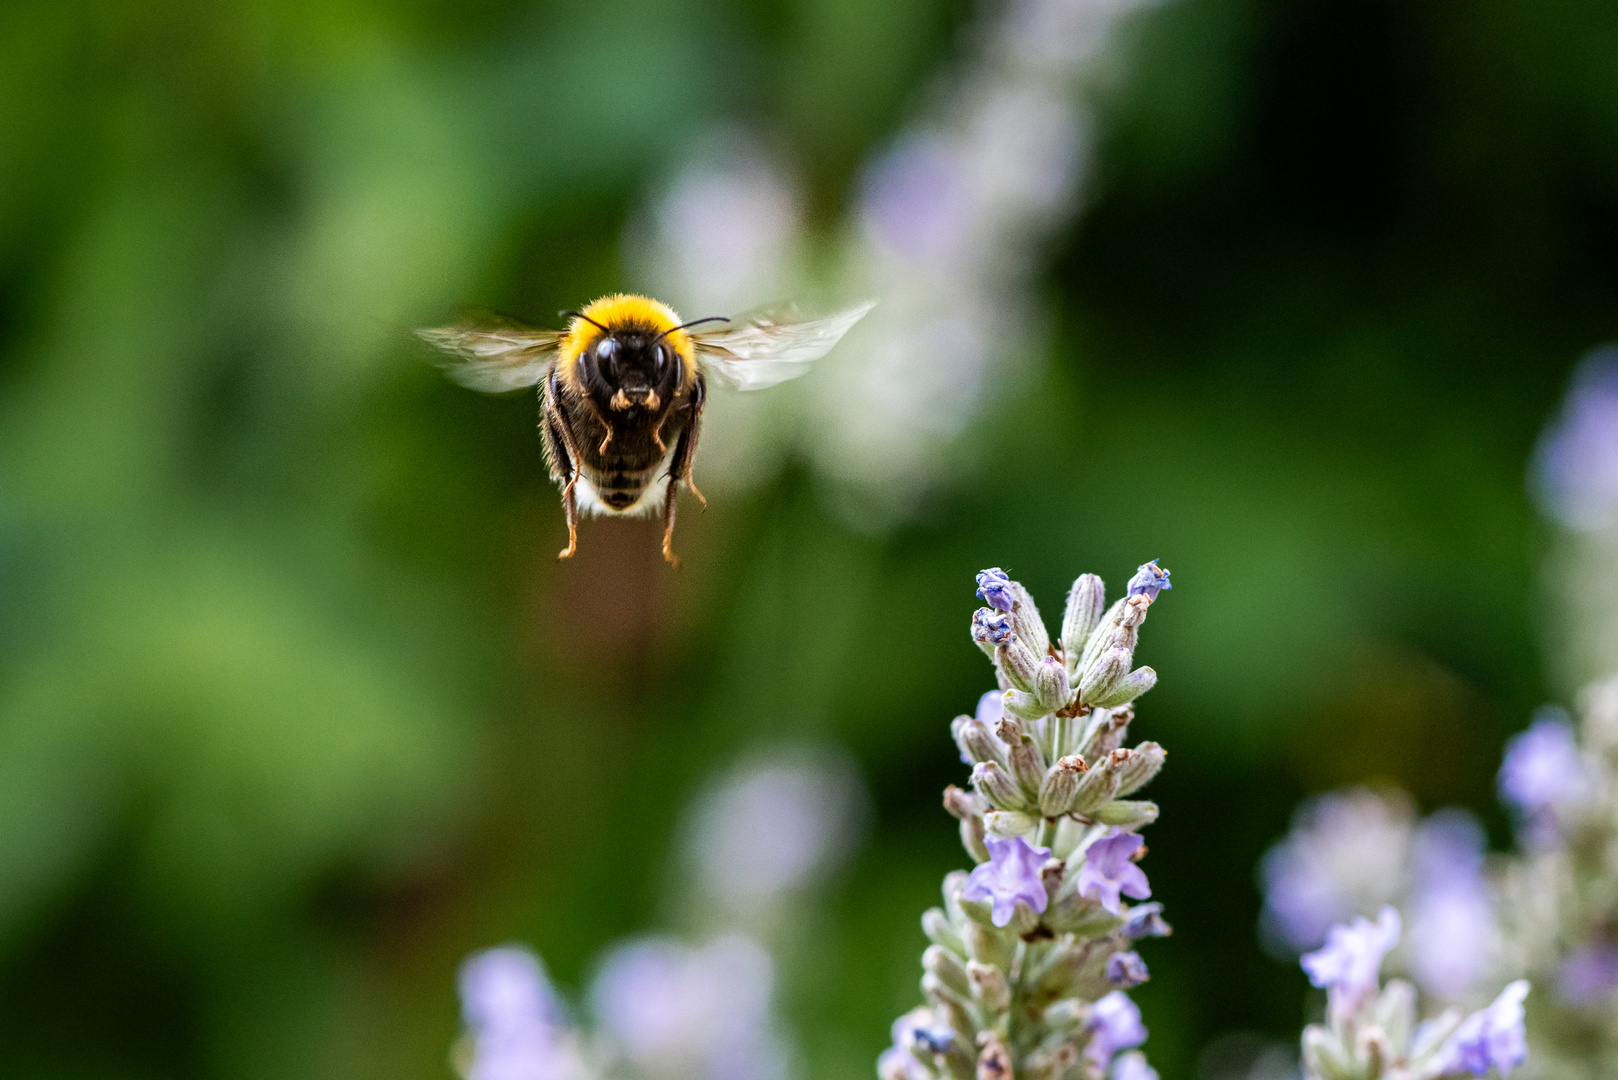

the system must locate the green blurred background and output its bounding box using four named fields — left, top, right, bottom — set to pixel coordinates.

left=0, top=0, right=1614, bottom=1076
